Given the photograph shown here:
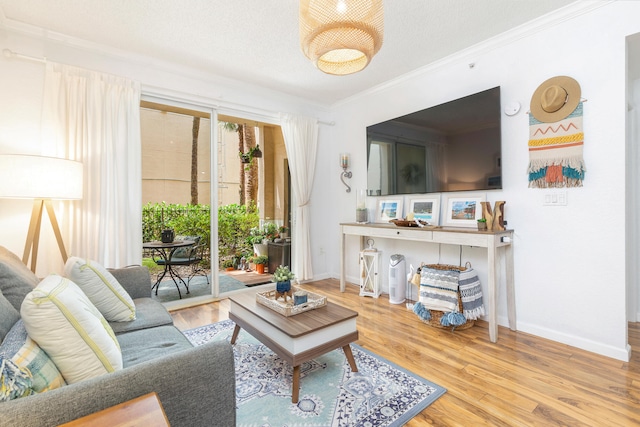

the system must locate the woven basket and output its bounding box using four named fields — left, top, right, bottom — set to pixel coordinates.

left=418, top=263, right=475, bottom=330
